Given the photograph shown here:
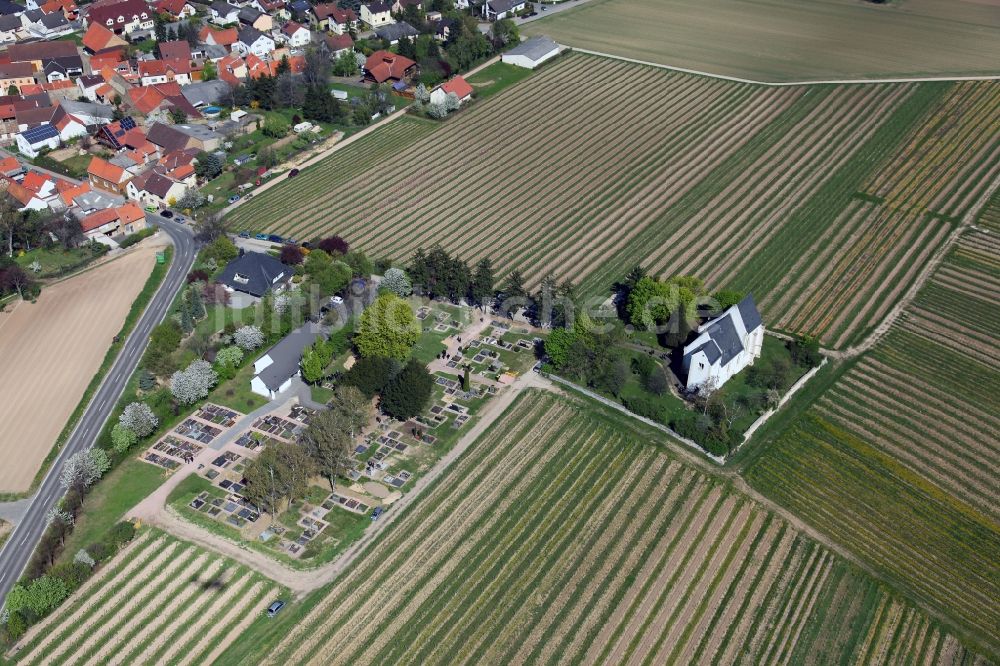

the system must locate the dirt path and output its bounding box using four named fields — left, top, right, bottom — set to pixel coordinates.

left=128, top=370, right=553, bottom=596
